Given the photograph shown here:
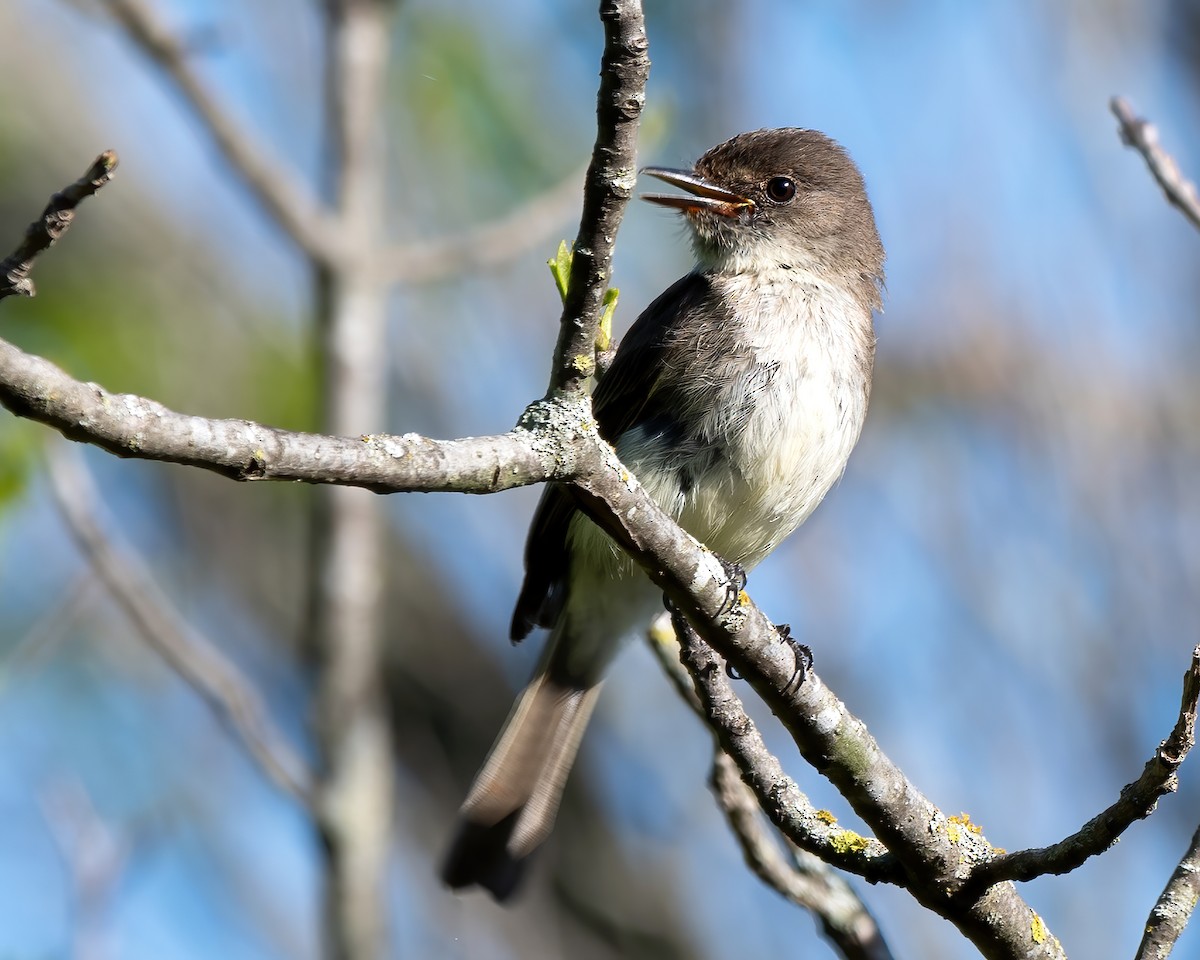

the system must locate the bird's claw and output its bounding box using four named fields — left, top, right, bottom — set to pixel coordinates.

left=775, top=623, right=812, bottom=694
left=717, top=557, right=747, bottom=615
